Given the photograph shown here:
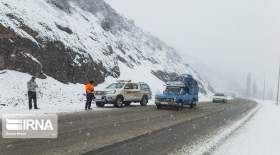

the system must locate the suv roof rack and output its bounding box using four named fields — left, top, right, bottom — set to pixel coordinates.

left=139, top=82, right=147, bottom=84
left=165, top=81, right=186, bottom=87
left=117, top=80, right=132, bottom=83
